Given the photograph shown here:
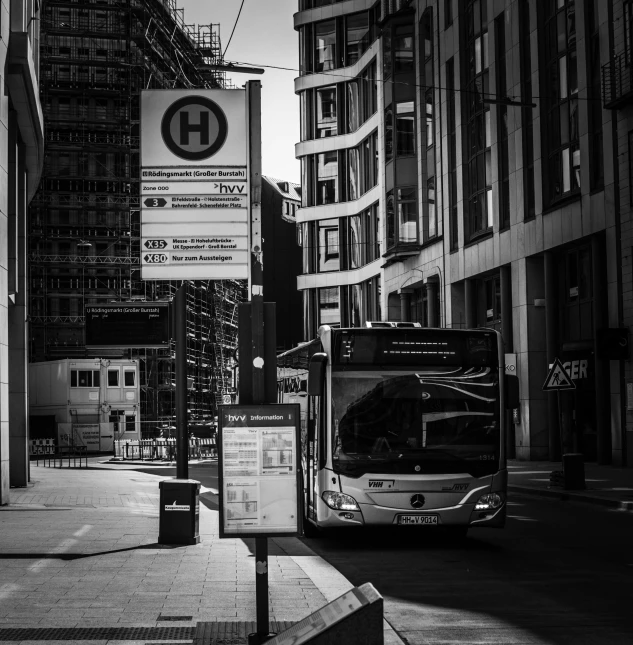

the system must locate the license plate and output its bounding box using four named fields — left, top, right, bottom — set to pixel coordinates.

left=398, top=514, right=439, bottom=525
